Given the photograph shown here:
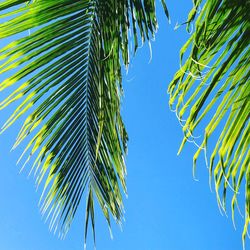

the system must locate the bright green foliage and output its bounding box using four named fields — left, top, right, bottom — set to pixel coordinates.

left=0, top=0, right=165, bottom=244
left=1, top=0, right=249, bottom=247
left=169, top=0, right=250, bottom=244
